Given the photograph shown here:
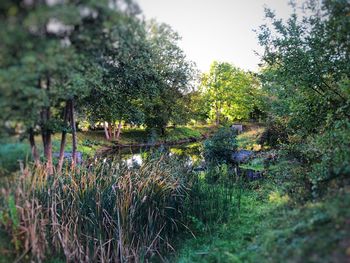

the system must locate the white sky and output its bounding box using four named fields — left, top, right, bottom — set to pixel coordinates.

left=137, top=0, right=303, bottom=73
